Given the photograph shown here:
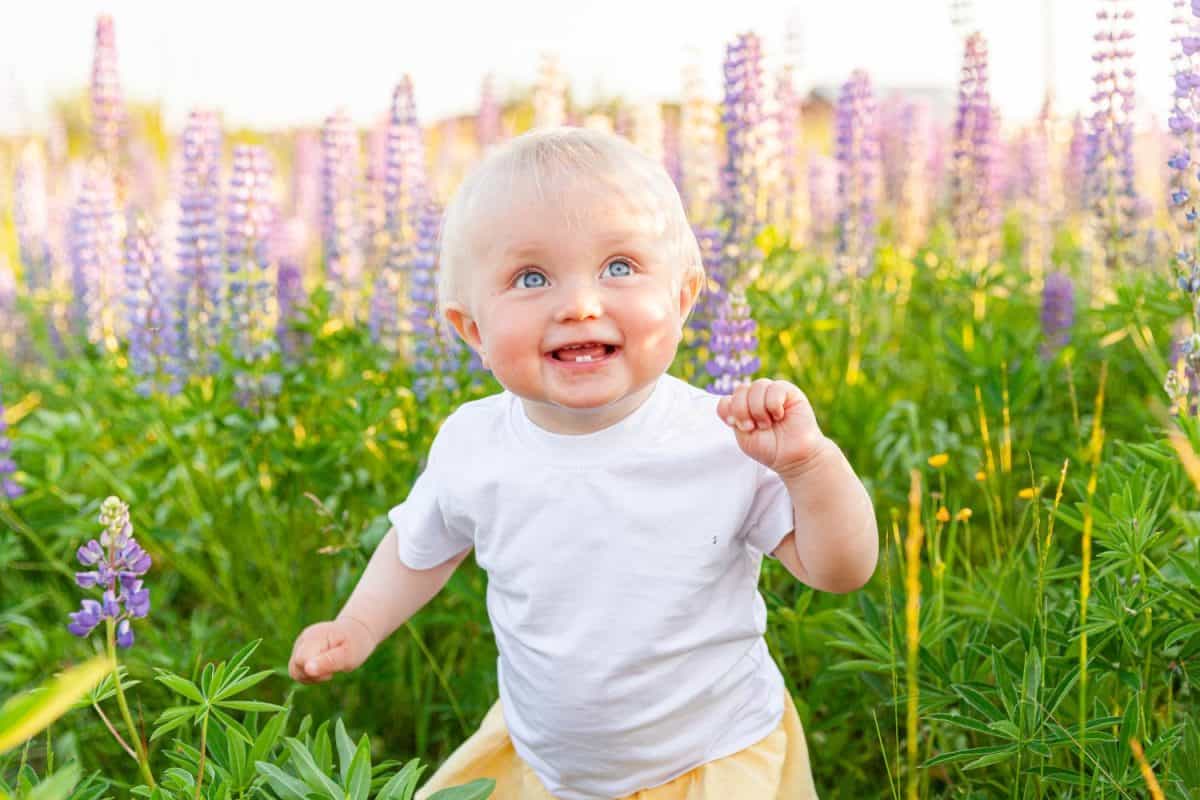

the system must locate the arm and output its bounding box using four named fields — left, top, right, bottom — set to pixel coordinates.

left=776, top=438, right=878, bottom=594
left=336, top=526, right=472, bottom=650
